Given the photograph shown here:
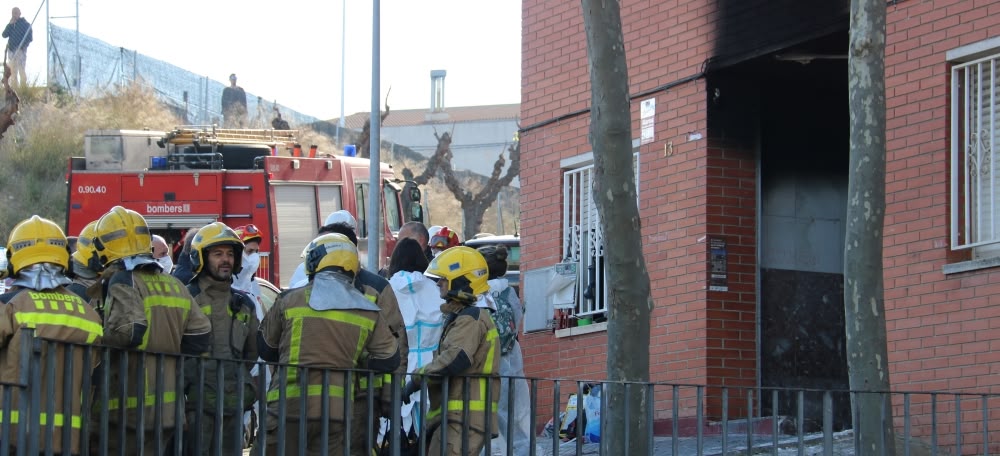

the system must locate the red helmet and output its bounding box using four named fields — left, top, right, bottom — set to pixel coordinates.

left=233, top=224, right=263, bottom=244
left=429, top=226, right=461, bottom=250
